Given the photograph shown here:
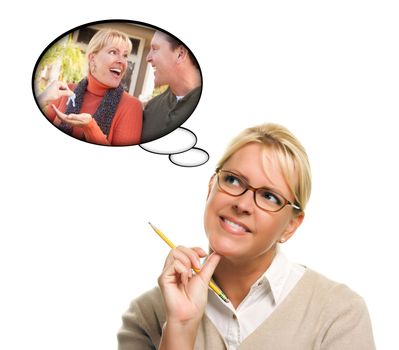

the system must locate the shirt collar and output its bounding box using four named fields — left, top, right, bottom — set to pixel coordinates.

left=209, top=248, right=295, bottom=309
left=249, top=248, right=293, bottom=305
